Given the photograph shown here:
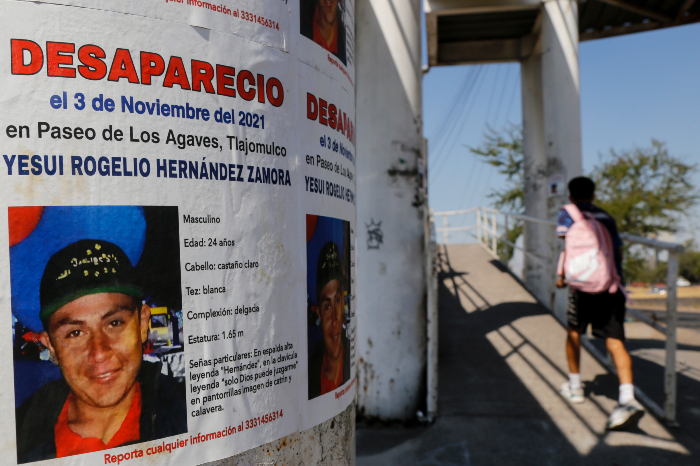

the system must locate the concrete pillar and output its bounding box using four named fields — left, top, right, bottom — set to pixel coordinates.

left=355, top=0, right=426, bottom=420
left=521, top=0, right=582, bottom=317
left=521, top=53, right=550, bottom=306
left=541, top=0, right=583, bottom=195
left=207, top=404, right=355, bottom=466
